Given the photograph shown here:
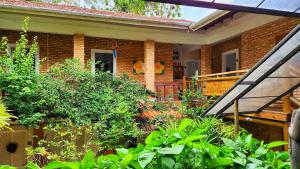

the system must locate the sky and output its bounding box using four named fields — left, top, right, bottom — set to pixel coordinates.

left=180, top=5, right=217, bottom=21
